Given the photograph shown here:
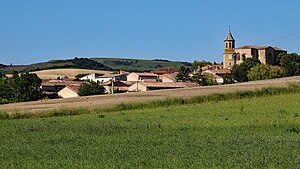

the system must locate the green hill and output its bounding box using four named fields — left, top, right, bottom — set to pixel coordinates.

left=91, top=58, right=192, bottom=72
left=0, top=57, right=193, bottom=74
